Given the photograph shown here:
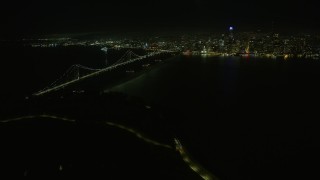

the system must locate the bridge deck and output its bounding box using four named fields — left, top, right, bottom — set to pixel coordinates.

left=33, top=51, right=172, bottom=96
